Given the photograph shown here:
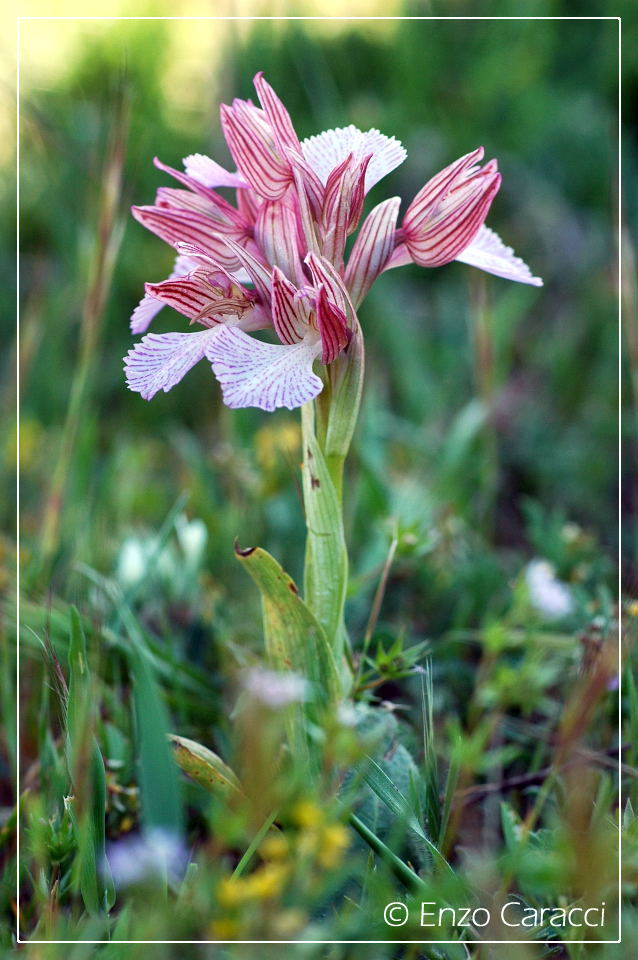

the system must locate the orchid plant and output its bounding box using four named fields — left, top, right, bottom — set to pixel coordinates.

left=124, top=73, right=542, bottom=759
